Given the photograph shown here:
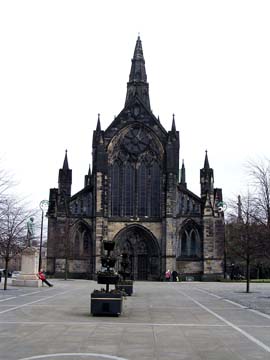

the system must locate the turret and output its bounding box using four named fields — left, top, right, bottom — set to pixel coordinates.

left=200, top=150, right=214, bottom=206
left=58, top=150, right=72, bottom=197
left=166, top=114, right=179, bottom=176
left=92, top=114, right=101, bottom=147
left=180, top=160, right=187, bottom=188
left=92, top=114, right=107, bottom=174
left=84, top=164, right=92, bottom=187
